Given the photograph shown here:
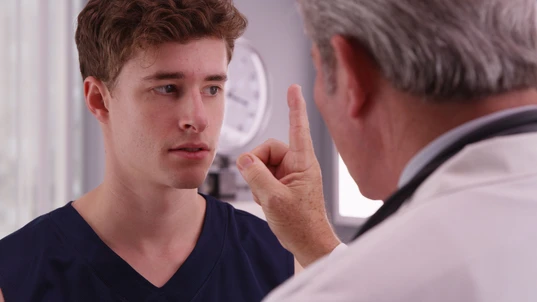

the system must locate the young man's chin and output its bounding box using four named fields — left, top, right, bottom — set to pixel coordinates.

left=166, top=173, right=207, bottom=190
